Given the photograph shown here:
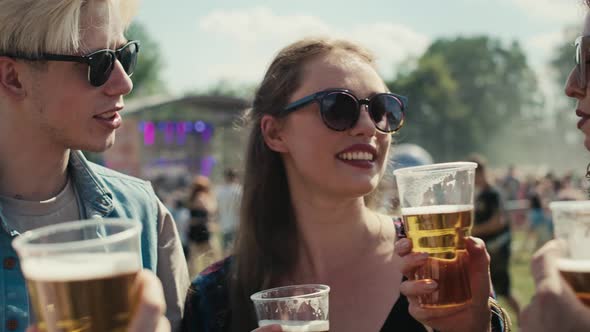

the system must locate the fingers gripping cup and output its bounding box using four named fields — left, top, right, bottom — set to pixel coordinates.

left=12, top=219, right=143, bottom=332
left=250, top=284, right=330, bottom=331
left=550, top=201, right=590, bottom=307
left=394, top=162, right=477, bottom=308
